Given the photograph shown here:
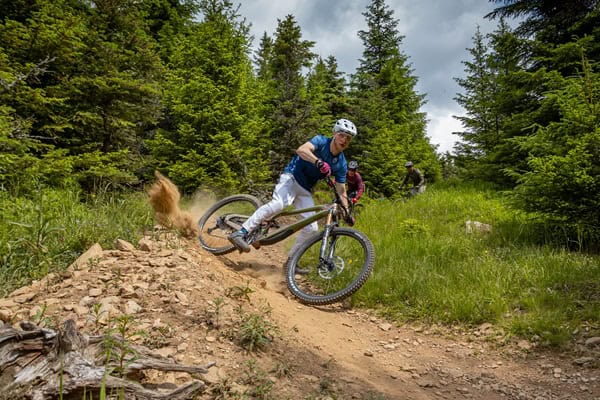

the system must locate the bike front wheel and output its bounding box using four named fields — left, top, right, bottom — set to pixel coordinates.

left=286, top=227, right=375, bottom=305
left=198, top=194, right=262, bottom=255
